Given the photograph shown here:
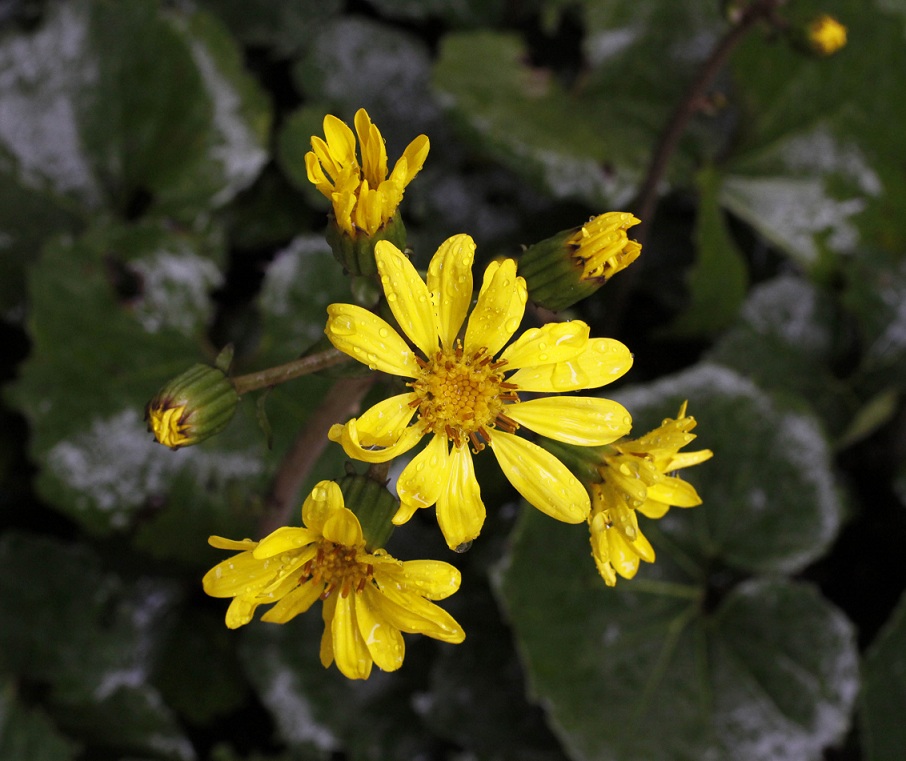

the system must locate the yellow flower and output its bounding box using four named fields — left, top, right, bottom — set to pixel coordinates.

left=597, top=401, right=712, bottom=519
left=589, top=496, right=655, bottom=587
left=569, top=211, right=642, bottom=282
left=588, top=401, right=712, bottom=585
left=807, top=14, right=847, bottom=56
left=305, top=108, right=429, bottom=238
left=324, top=234, right=634, bottom=549
left=202, top=480, right=464, bottom=680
